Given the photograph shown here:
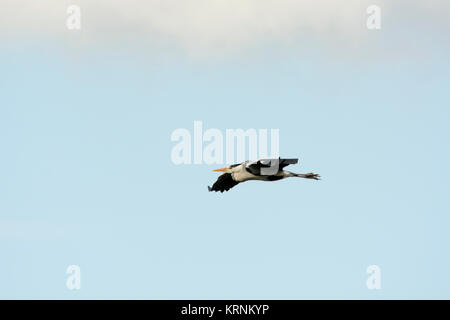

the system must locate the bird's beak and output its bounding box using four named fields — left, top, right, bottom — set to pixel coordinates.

left=213, top=167, right=228, bottom=172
